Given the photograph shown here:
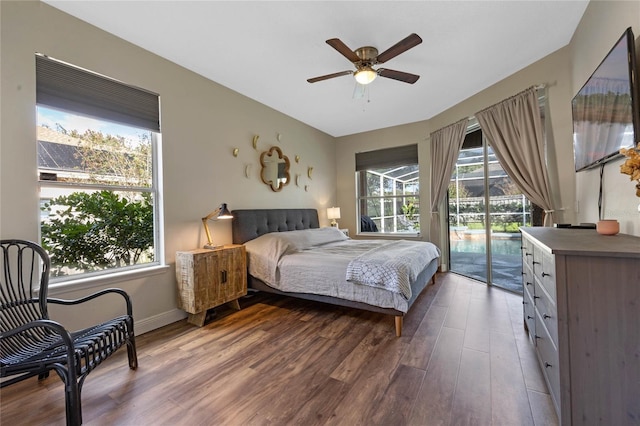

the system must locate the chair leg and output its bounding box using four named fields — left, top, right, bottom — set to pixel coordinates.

left=55, top=366, right=82, bottom=426
left=38, top=371, right=50, bottom=381
left=65, top=382, right=82, bottom=426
